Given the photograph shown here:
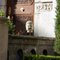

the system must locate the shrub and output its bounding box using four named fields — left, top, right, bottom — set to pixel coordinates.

left=24, top=55, right=60, bottom=60
left=1, top=17, right=15, bottom=34
left=55, top=0, right=60, bottom=54
left=0, top=9, right=5, bottom=17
